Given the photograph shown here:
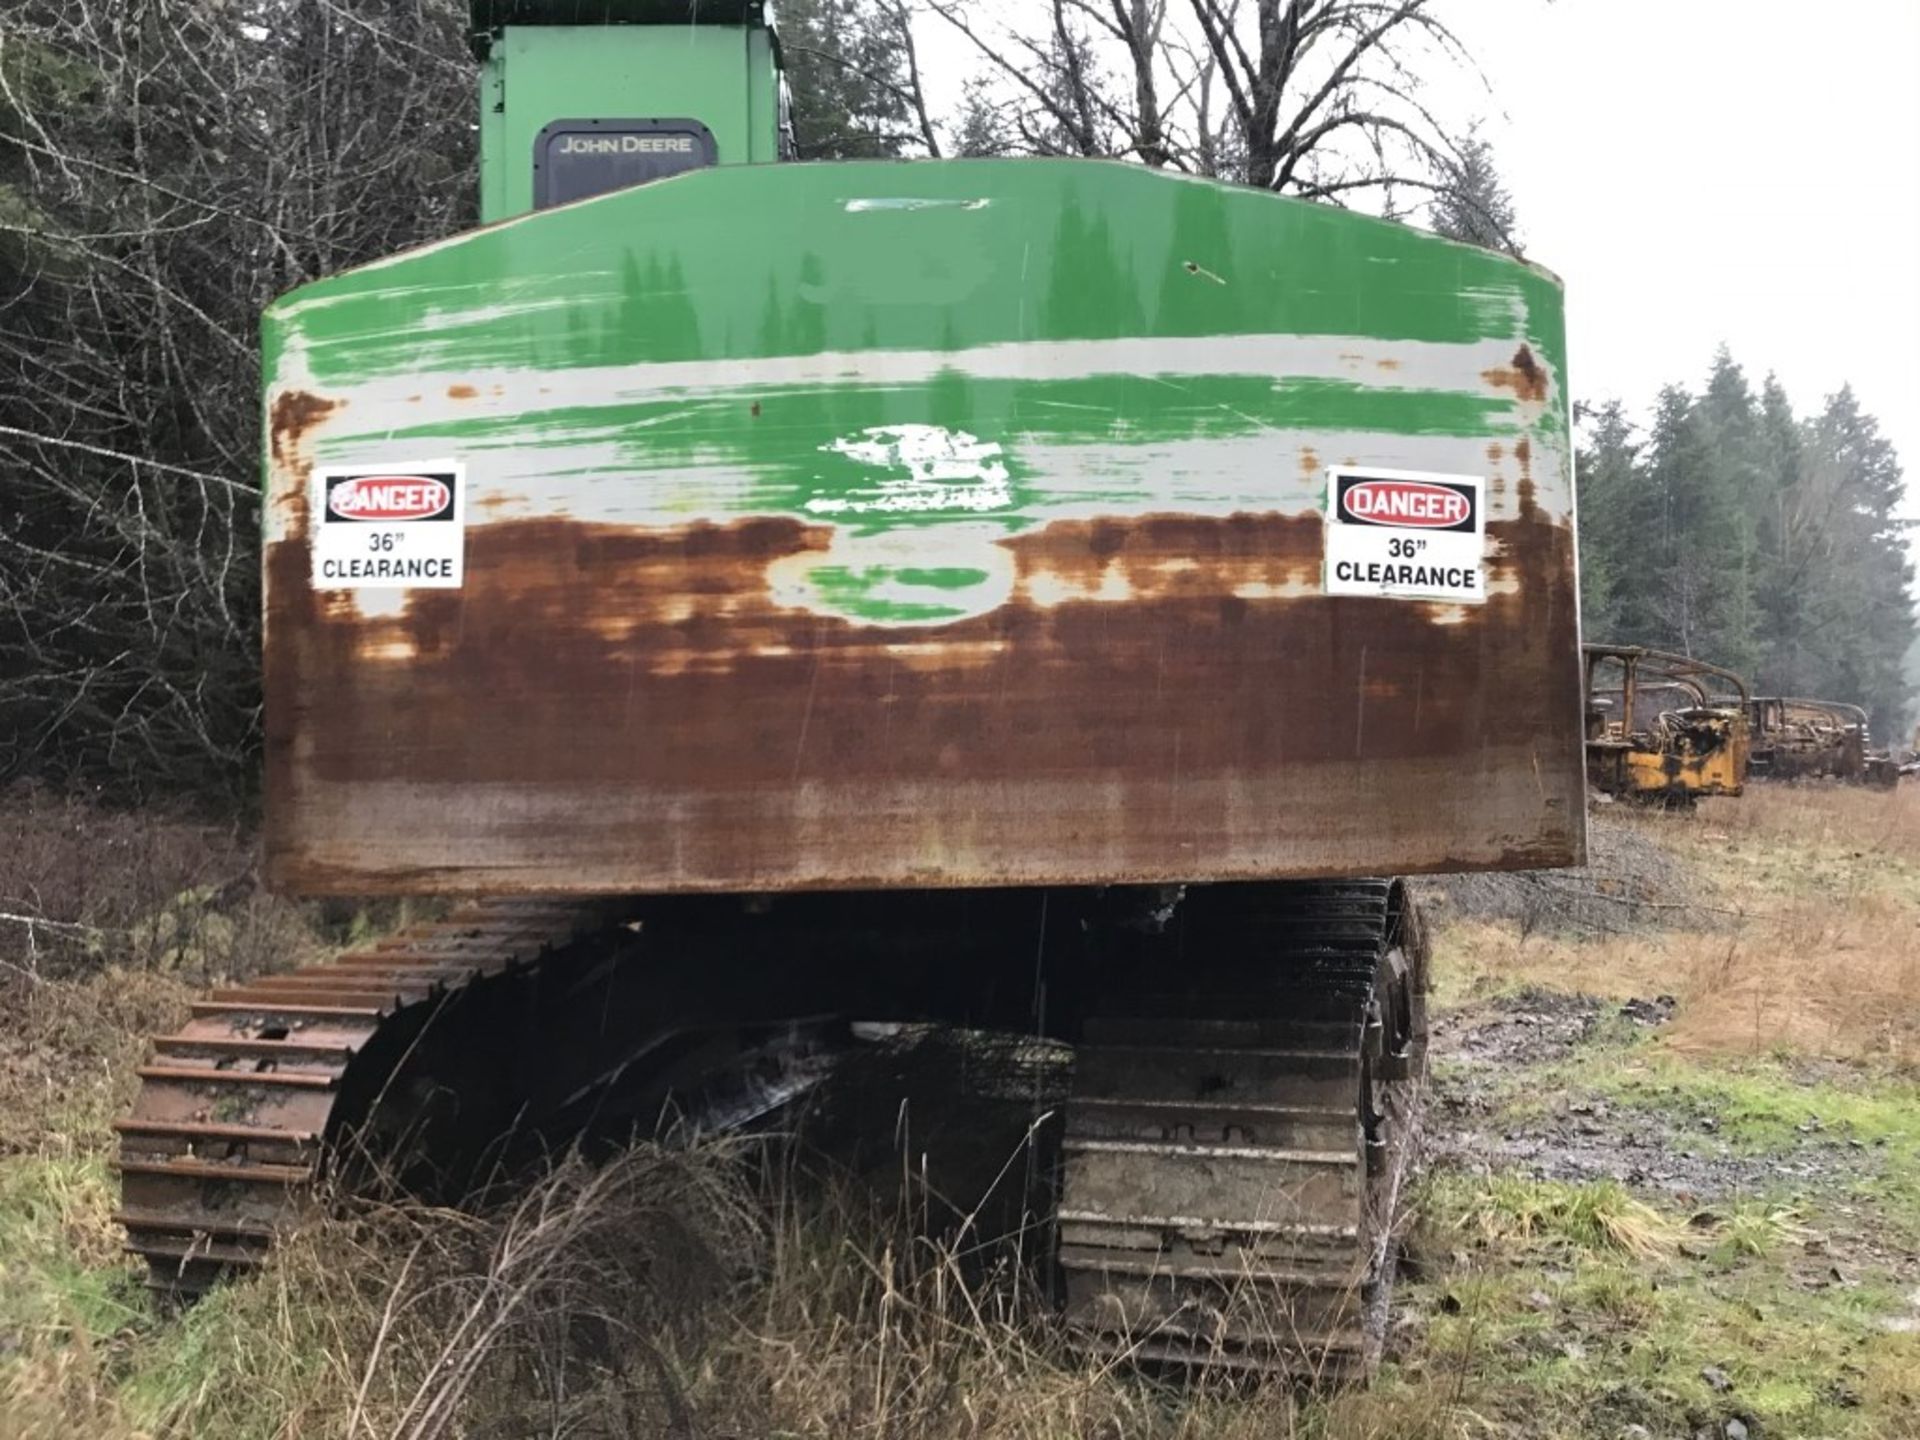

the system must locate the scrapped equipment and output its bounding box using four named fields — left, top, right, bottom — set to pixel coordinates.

left=1584, top=644, right=1750, bottom=803
left=115, top=0, right=1585, bottom=1379
left=1749, top=696, right=1900, bottom=789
